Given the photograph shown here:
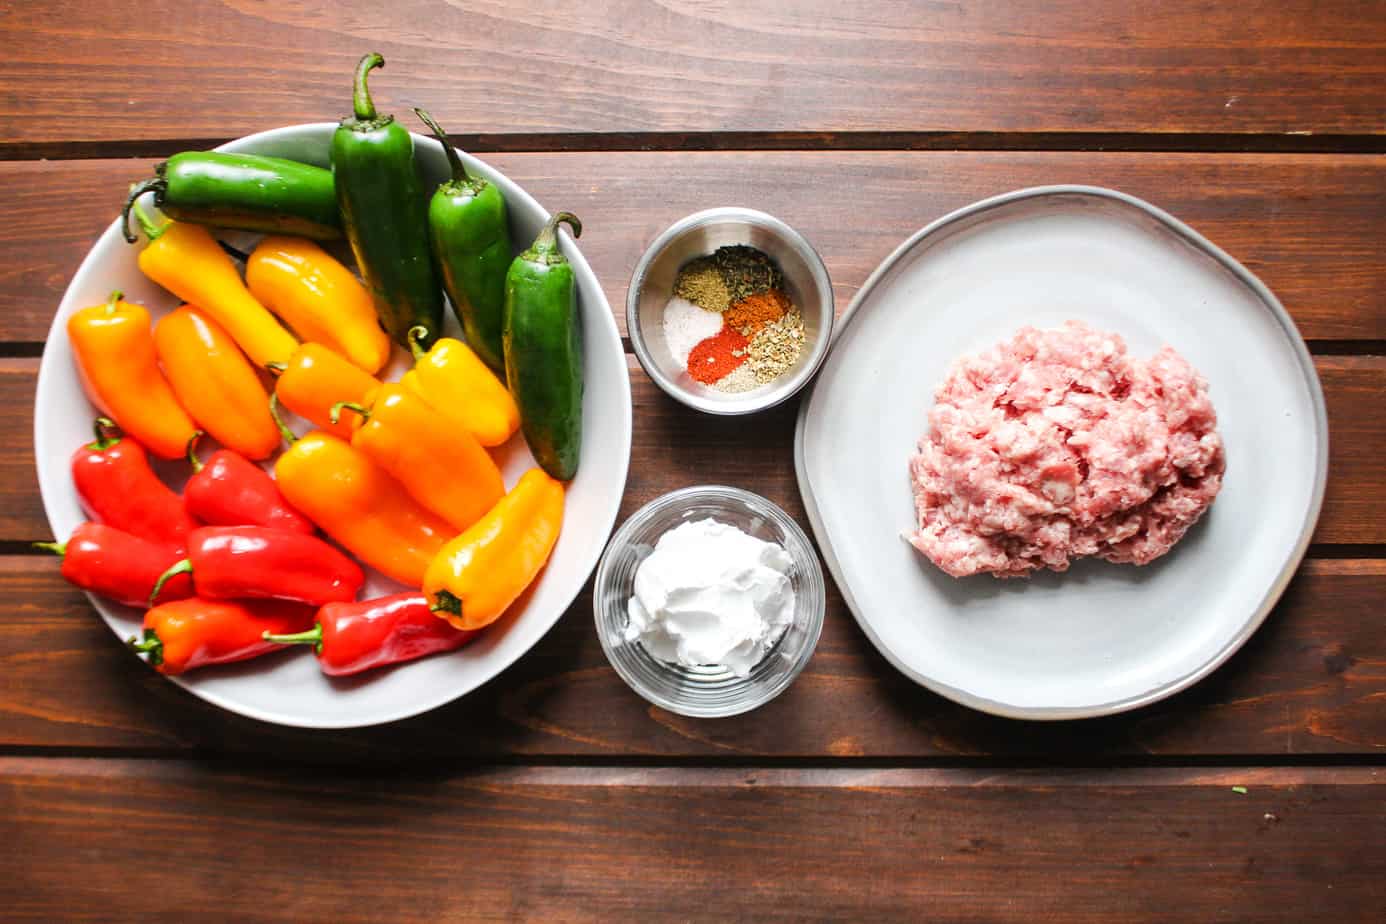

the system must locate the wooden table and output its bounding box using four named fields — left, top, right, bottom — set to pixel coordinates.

left=2, top=3, right=1384, bottom=919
